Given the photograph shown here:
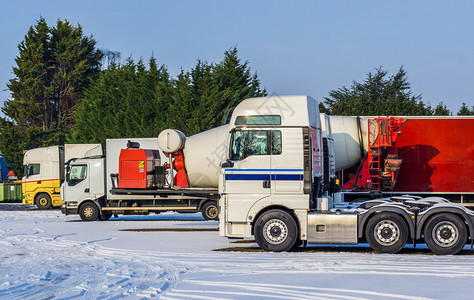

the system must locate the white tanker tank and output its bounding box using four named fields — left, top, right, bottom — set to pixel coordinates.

left=329, top=116, right=374, bottom=171
left=157, top=114, right=372, bottom=187
left=158, top=125, right=229, bottom=188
